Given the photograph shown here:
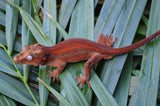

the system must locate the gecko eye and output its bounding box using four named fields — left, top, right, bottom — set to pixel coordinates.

left=27, top=55, right=33, bottom=61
